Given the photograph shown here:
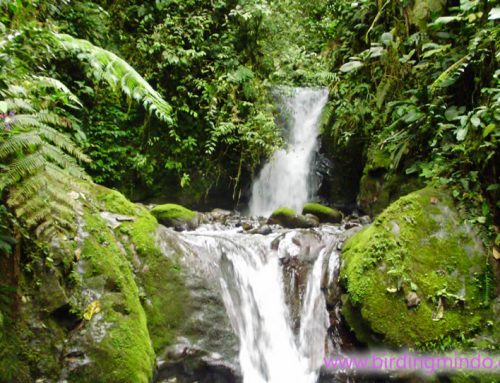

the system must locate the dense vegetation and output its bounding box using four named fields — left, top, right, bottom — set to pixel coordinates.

left=0, top=0, right=498, bottom=381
